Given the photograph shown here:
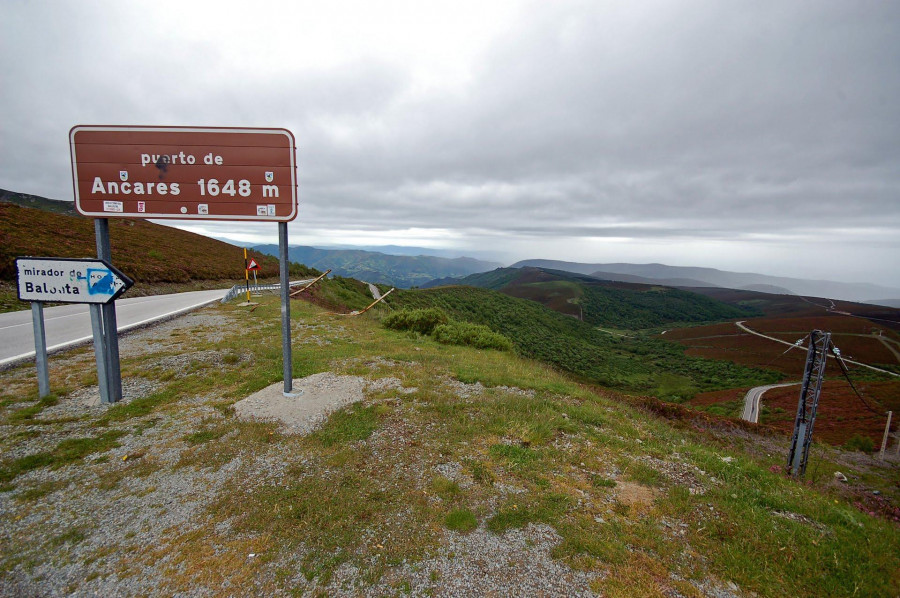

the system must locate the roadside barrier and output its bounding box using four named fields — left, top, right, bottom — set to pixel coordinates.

left=221, top=280, right=310, bottom=303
